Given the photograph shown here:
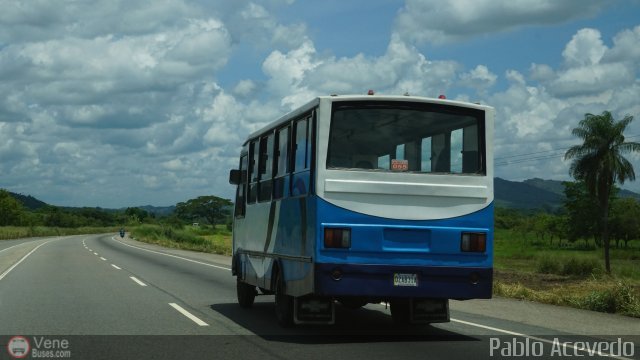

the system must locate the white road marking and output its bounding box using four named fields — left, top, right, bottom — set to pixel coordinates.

left=111, top=236, right=231, bottom=271
left=0, top=239, right=58, bottom=281
left=169, top=303, right=209, bottom=326
left=0, top=243, right=27, bottom=255
left=129, top=276, right=147, bottom=287
left=111, top=264, right=121, bottom=270
left=100, top=257, right=107, bottom=261
left=450, top=318, right=633, bottom=360
left=93, top=252, right=98, bottom=256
